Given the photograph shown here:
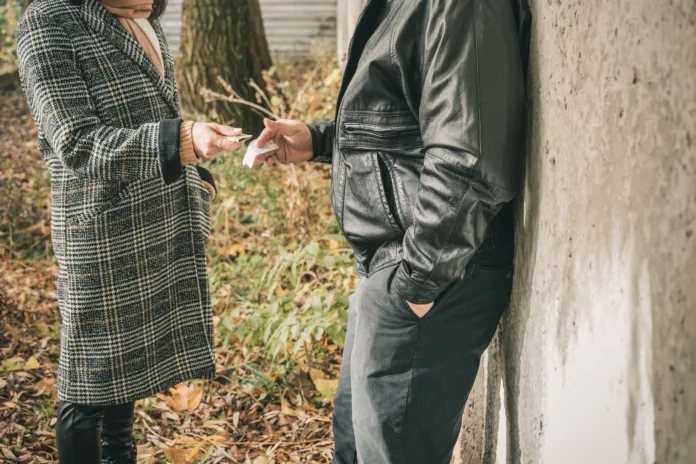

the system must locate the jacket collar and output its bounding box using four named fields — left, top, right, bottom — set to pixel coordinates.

left=80, top=0, right=179, bottom=113
left=336, top=0, right=387, bottom=117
